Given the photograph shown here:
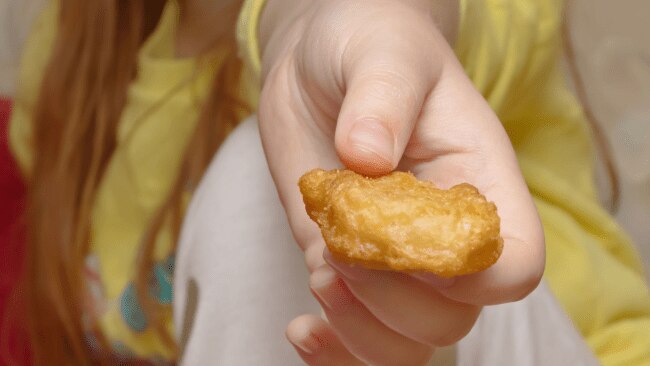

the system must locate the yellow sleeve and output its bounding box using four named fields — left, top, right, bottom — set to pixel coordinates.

left=236, top=0, right=266, bottom=78
left=235, top=0, right=266, bottom=109
left=457, top=0, right=650, bottom=364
